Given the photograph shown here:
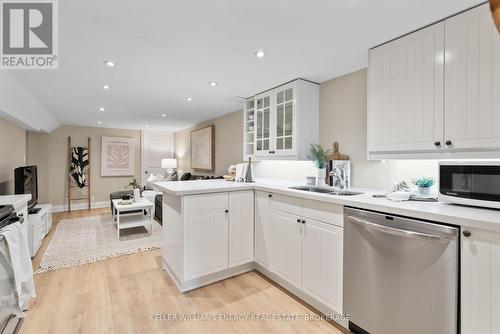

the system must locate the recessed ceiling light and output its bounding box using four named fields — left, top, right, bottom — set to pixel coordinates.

left=98, top=107, right=105, bottom=112
left=101, top=84, right=110, bottom=90
left=161, top=114, right=166, bottom=117
left=187, top=97, right=193, bottom=102
left=145, top=125, right=149, bottom=128
left=255, top=50, right=265, bottom=58
left=104, top=60, right=116, bottom=67
left=208, top=81, right=218, bottom=87
left=97, top=121, right=102, bottom=124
